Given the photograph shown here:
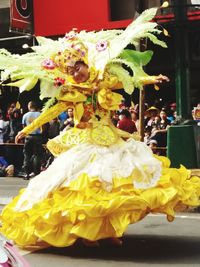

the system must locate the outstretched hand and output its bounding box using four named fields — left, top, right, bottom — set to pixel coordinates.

left=15, top=131, right=26, bottom=143
left=154, top=74, right=170, bottom=84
